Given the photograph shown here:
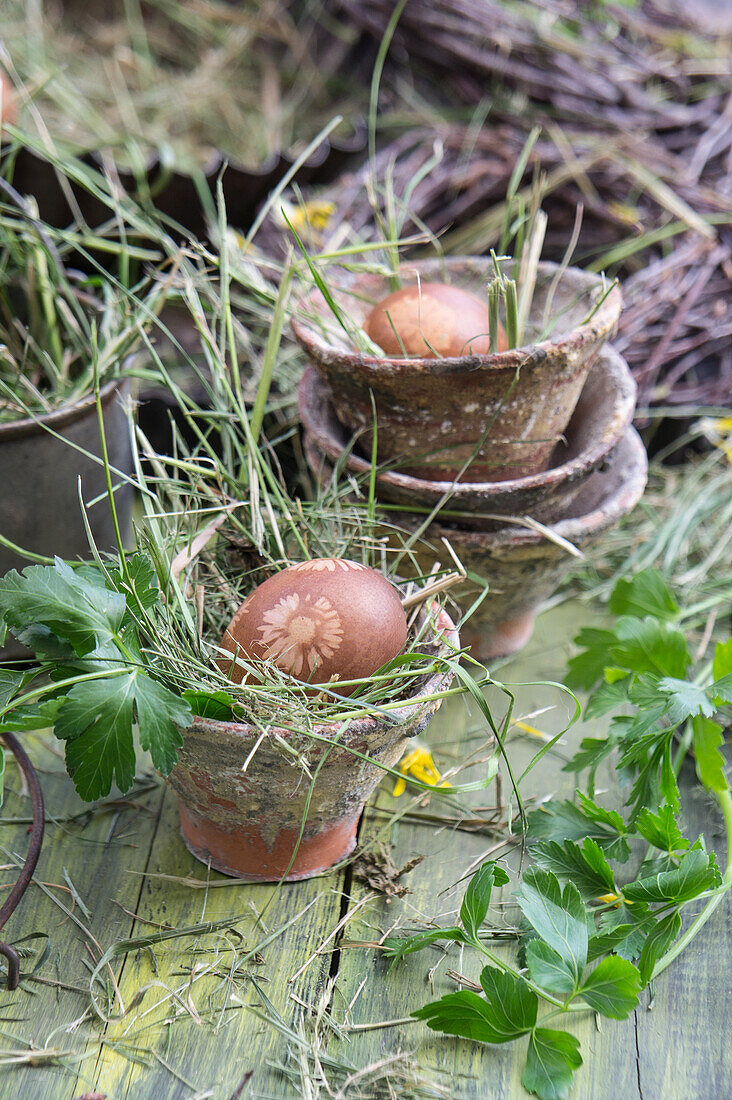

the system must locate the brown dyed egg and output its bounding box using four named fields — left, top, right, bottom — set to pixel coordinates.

left=219, top=558, right=408, bottom=695
left=365, top=281, right=508, bottom=358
